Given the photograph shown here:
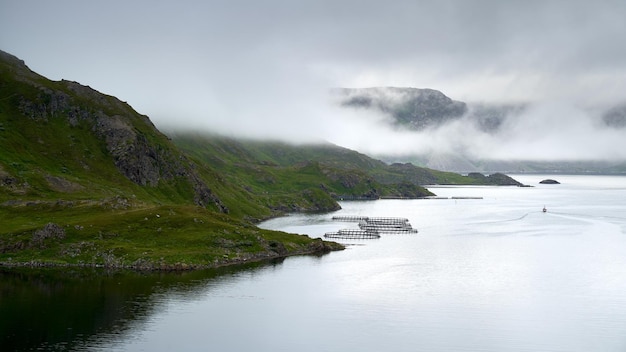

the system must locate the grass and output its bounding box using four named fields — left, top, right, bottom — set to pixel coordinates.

left=1, top=51, right=520, bottom=270
left=0, top=203, right=337, bottom=269
left=1, top=56, right=343, bottom=270
left=173, top=133, right=436, bottom=204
